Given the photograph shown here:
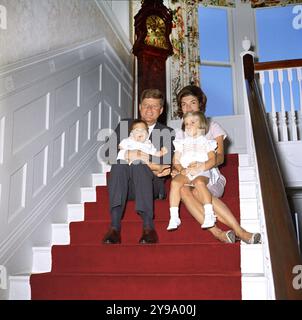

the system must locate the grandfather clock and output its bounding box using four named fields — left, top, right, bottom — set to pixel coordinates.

left=133, top=0, right=173, bottom=125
